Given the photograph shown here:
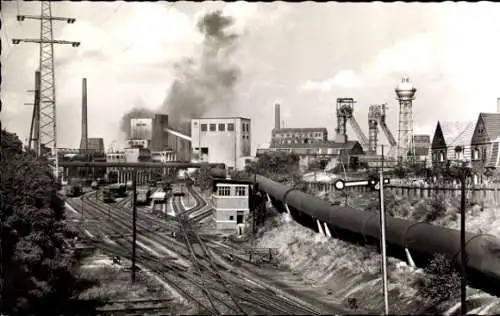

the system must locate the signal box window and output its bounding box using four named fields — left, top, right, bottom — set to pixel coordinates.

left=229, top=215, right=235, bottom=221
left=228, top=123, right=234, bottom=131
left=235, top=186, right=246, bottom=196
left=218, top=123, right=225, bottom=131
left=210, top=124, right=216, bottom=131
left=201, top=124, right=207, bottom=132
left=218, top=186, right=231, bottom=196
